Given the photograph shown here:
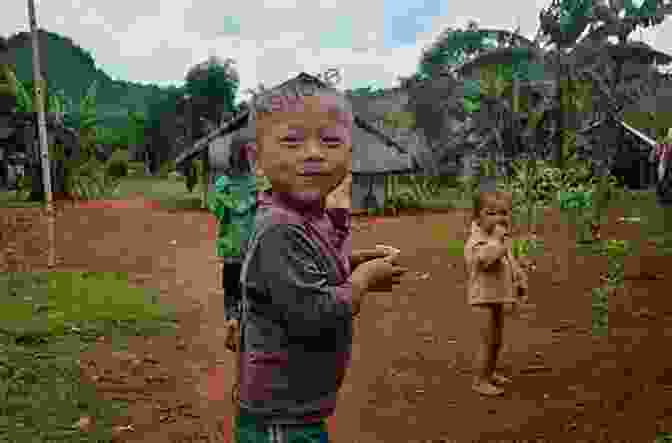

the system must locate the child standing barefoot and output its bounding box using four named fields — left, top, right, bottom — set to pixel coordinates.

left=464, top=190, right=528, bottom=396
left=234, top=83, right=406, bottom=442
